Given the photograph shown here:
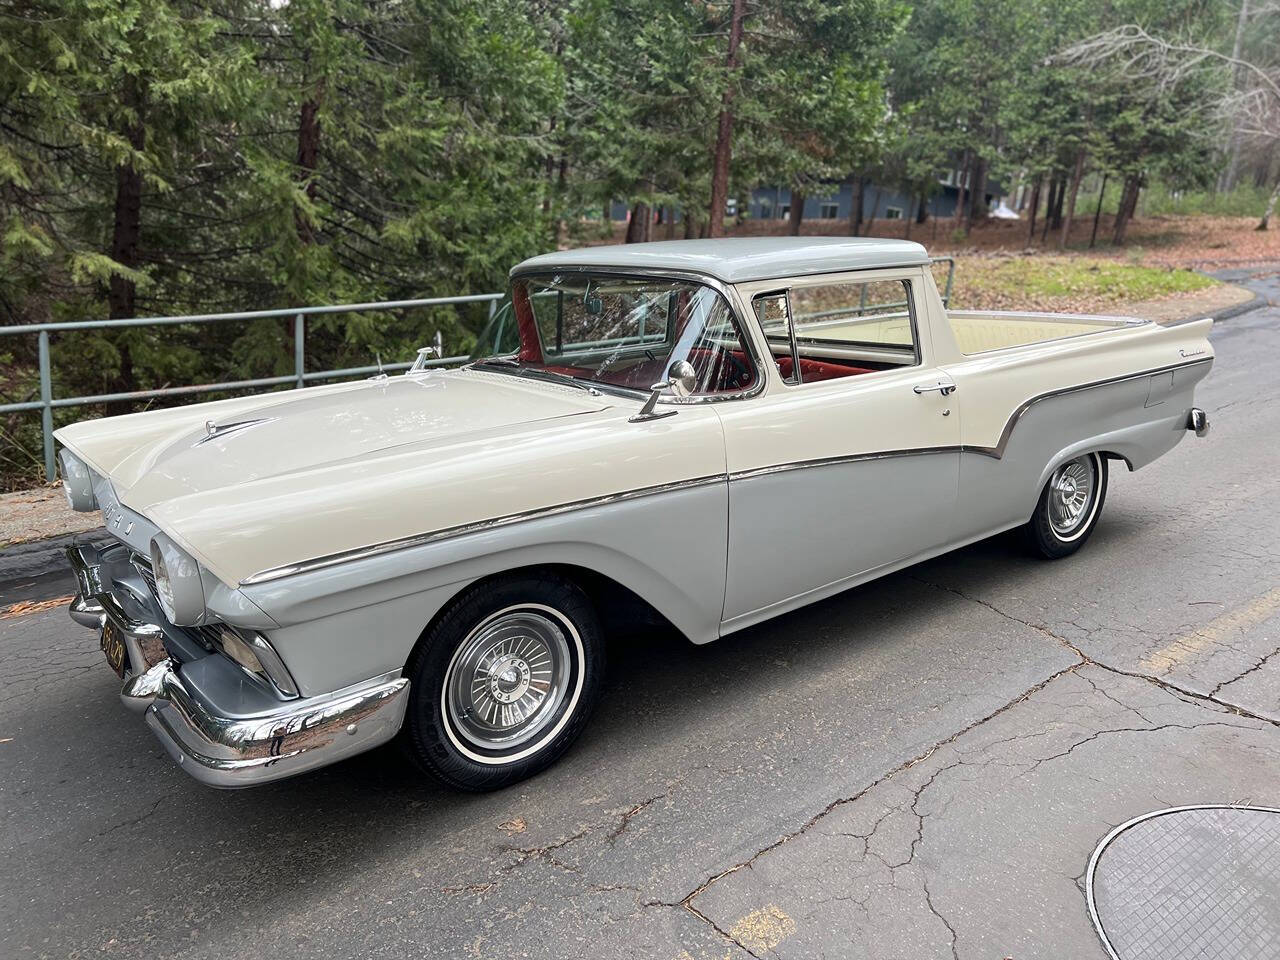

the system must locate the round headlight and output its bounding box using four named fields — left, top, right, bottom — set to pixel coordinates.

left=148, top=534, right=206, bottom=625
left=57, top=449, right=98, bottom=512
